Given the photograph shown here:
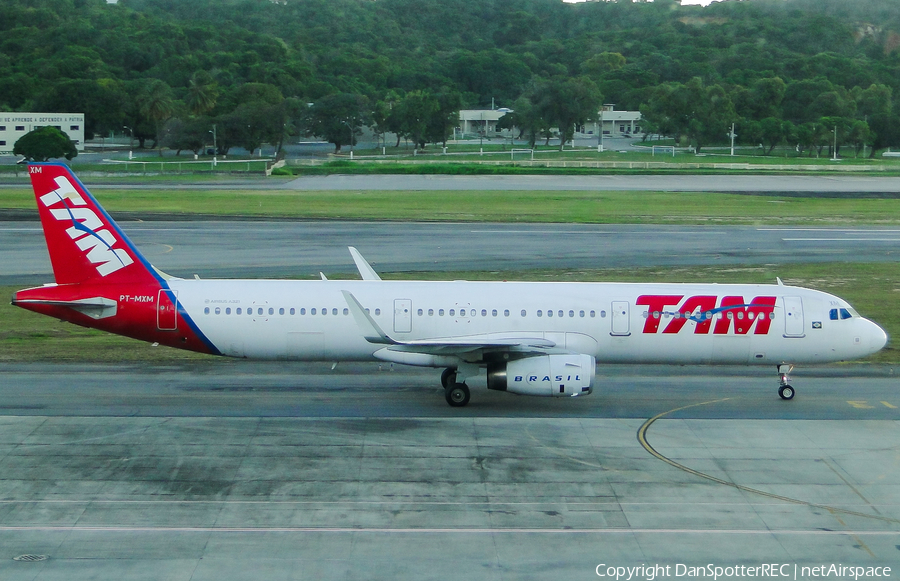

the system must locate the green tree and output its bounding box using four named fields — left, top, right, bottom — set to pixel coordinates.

left=36, top=78, right=126, bottom=140
left=395, top=91, right=439, bottom=150
left=425, top=90, right=463, bottom=149
left=759, top=117, right=788, bottom=155
left=645, top=78, right=735, bottom=153
left=847, top=119, right=873, bottom=157
left=854, top=84, right=894, bottom=156
left=137, top=79, right=176, bottom=155
left=535, top=76, right=603, bottom=151
left=162, top=117, right=209, bottom=156
left=186, top=71, right=219, bottom=116
left=580, top=52, right=627, bottom=79
left=14, top=126, right=78, bottom=162
left=303, top=93, right=371, bottom=153
left=498, top=92, right=548, bottom=149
